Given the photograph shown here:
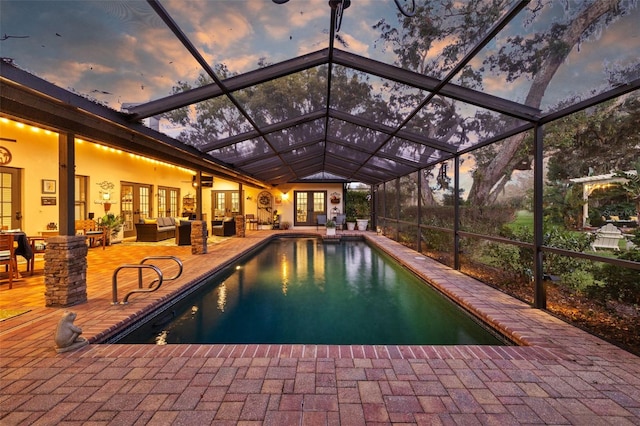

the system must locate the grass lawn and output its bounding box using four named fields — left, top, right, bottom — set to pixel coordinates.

left=507, top=210, right=533, bottom=230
